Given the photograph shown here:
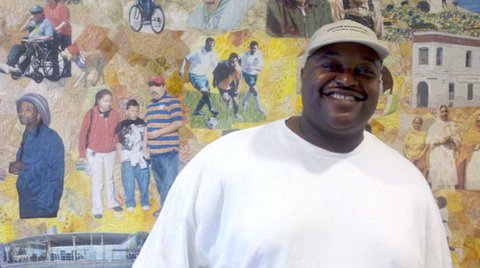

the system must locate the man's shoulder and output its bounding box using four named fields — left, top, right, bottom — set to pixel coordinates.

left=202, top=121, right=281, bottom=152
left=39, top=125, right=63, bottom=143
left=161, top=94, right=182, bottom=105
left=147, top=97, right=181, bottom=110
left=364, top=133, right=427, bottom=181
